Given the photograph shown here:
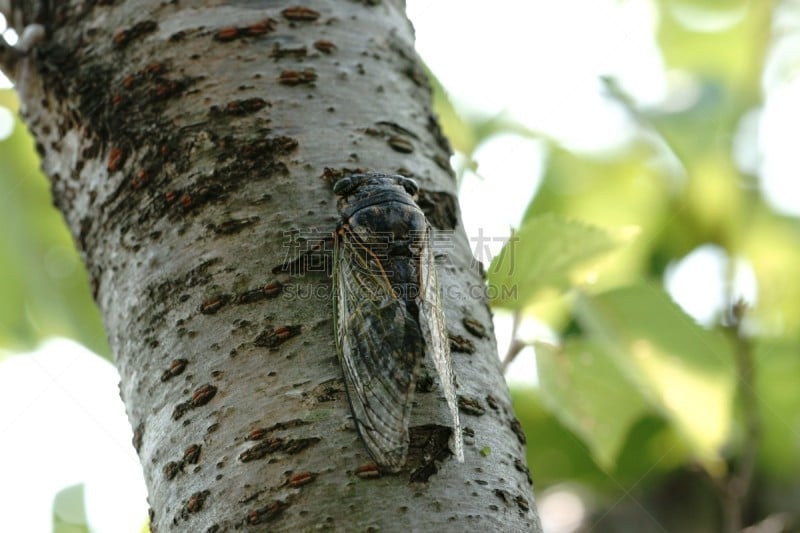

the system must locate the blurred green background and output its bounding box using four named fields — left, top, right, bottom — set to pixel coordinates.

left=0, top=90, right=109, bottom=356
left=2, top=0, right=799, bottom=531
left=425, top=0, right=799, bottom=531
